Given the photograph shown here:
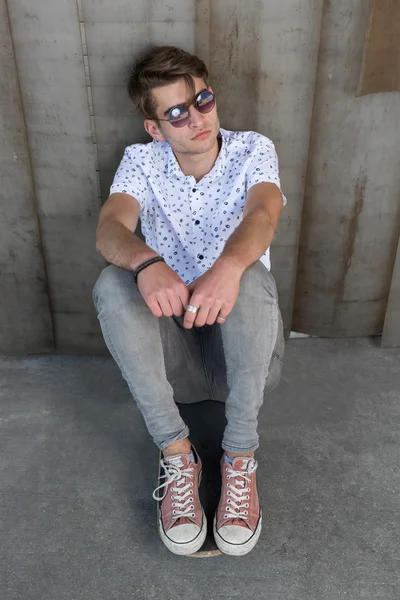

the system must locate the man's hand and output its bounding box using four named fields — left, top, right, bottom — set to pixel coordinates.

left=183, top=258, right=243, bottom=329
left=137, top=262, right=190, bottom=318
